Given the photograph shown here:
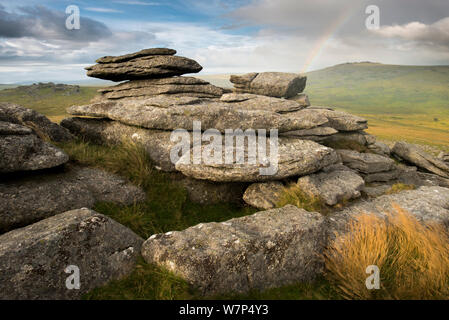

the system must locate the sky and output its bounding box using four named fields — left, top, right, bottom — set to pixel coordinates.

left=0, top=0, right=448, bottom=83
